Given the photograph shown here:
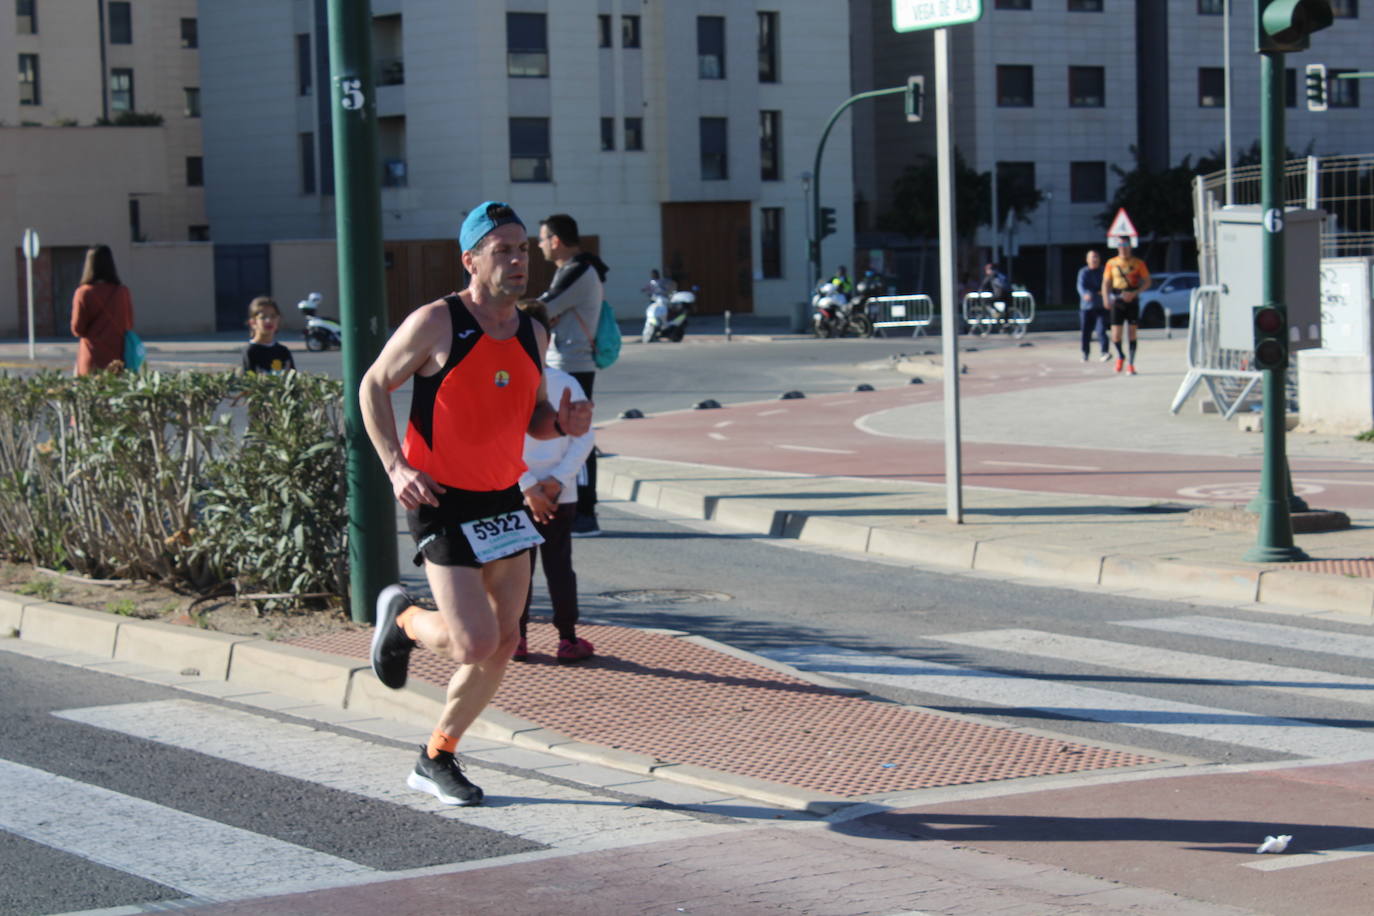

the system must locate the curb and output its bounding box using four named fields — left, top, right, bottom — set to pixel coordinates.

left=0, top=589, right=852, bottom=814
left=597, top=467, right=1374, bottom=619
